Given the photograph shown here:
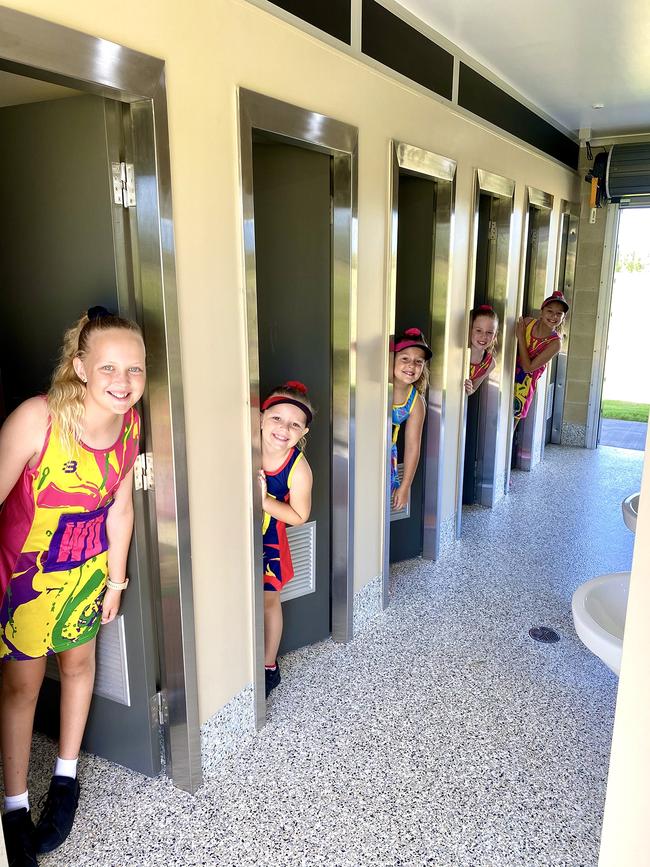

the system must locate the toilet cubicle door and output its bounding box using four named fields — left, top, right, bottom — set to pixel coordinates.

left=0, top=94, right=161, bottom=775
left=382, top=143, right=455, bottom=596
left=512, top=188, right=553, bottom=472
left=462, top=191, right=493, bottom=505
left=389, top=173, right=435, bottom=563
left=252, top=139, right=332, bottom=653
left=456, top=170, right=514, bottom=529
